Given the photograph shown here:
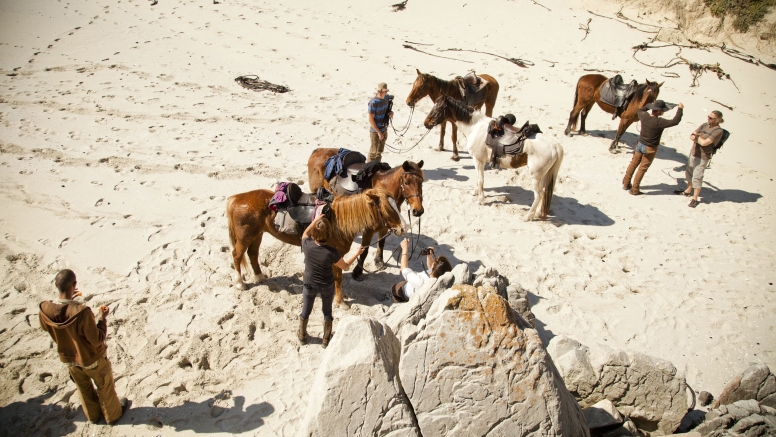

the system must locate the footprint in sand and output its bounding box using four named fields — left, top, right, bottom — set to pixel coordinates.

left=58, top=238, right=70, bottom=248
left=95, top=198, right=104, bottom=206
